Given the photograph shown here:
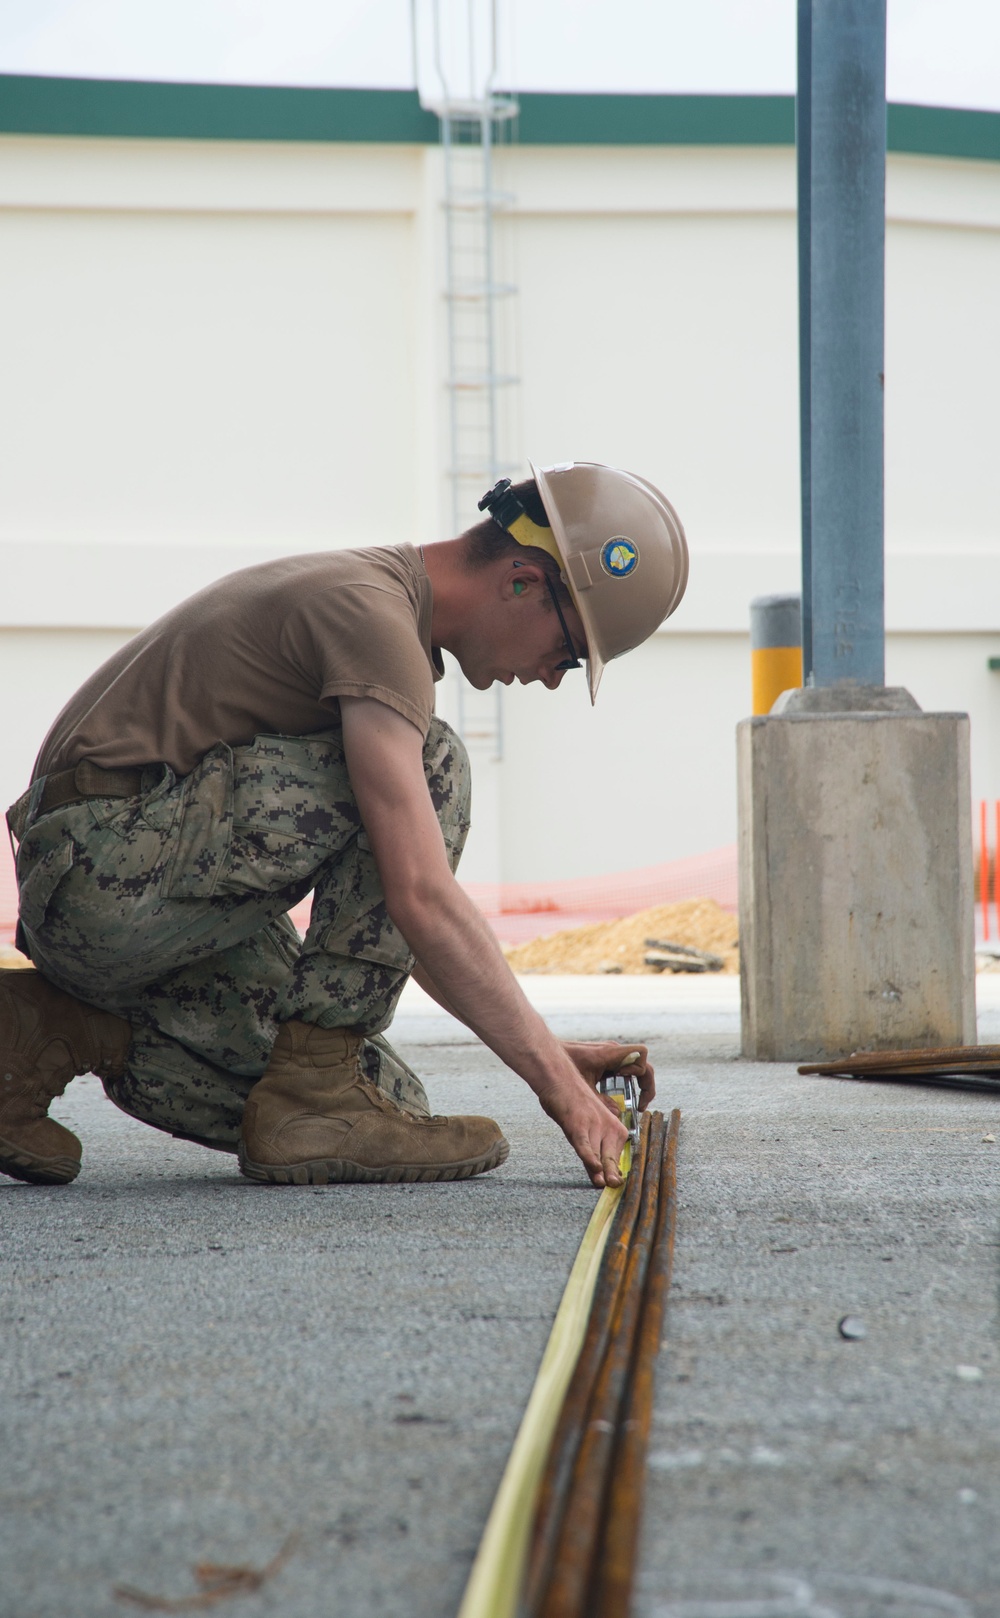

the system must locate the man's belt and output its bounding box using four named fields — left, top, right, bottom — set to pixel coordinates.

left=7, top=761, right=144, bottom=843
